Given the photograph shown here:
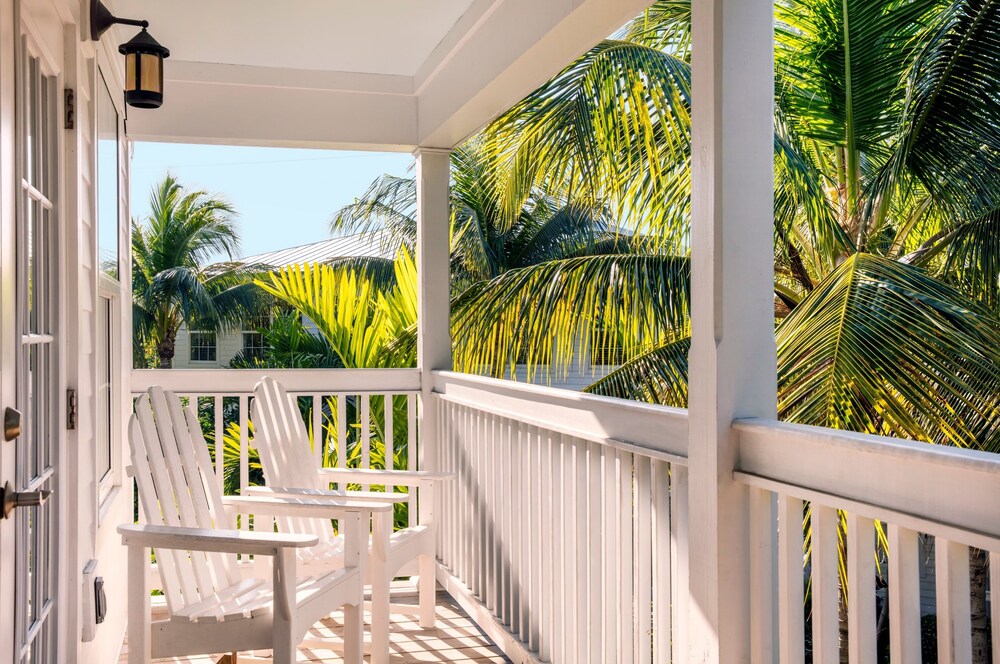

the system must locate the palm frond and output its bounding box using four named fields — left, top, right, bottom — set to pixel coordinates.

left=874, top=0, right=1000, bottom=220
left=584, top=336, right=690, bottom=407
left=778, top=253, right=1000, bottom=449
left=482, top=40, right=692, bottom=244
left=452, top=254, right=690, bottom=380
left=616, top=1, right=692, bottom=58
left=940, top=208, right=1000, bottom=310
